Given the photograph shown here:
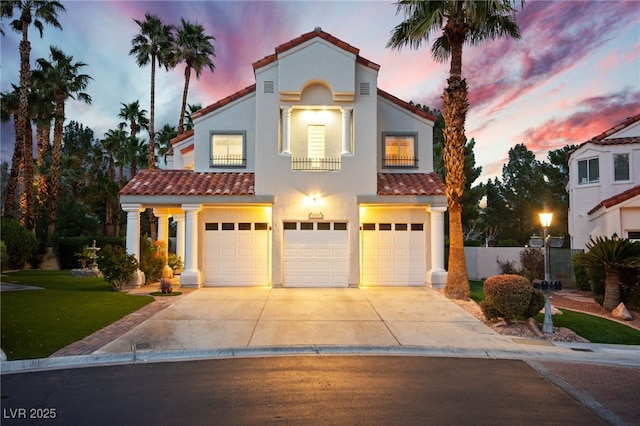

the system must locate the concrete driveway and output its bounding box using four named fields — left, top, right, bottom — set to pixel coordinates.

left=95, top=287, right=519, bottom=354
